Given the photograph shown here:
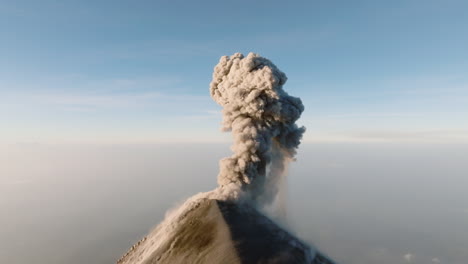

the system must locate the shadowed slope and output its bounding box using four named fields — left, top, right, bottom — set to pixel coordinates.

left=217, top=200, right=334, bottom=264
